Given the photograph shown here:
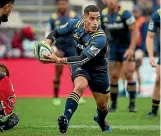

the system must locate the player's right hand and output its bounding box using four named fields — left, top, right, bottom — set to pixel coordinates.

left=149, top=57, right=157, bottom=67
left=124, top=48, right=134, bottom=61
